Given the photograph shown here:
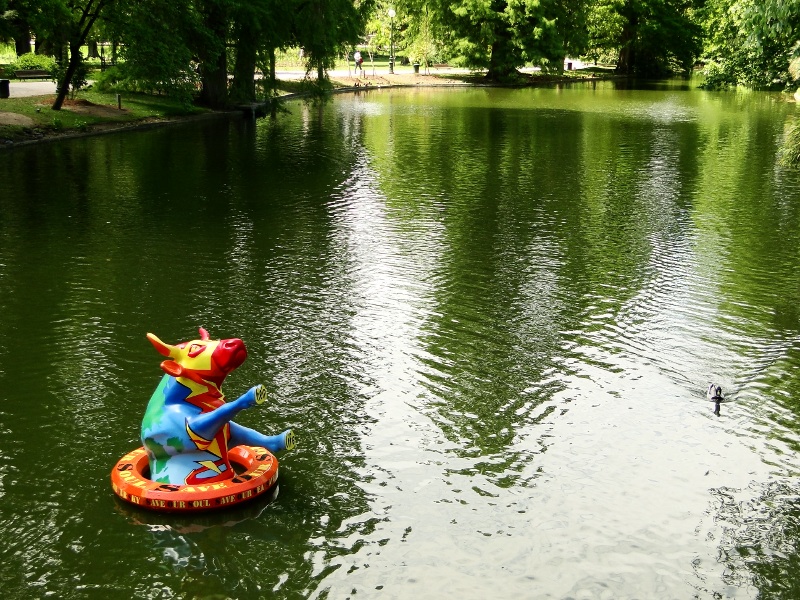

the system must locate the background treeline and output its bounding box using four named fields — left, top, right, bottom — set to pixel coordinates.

left=1, top=0, right=800, bottom=110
